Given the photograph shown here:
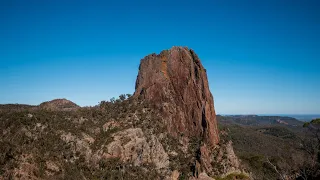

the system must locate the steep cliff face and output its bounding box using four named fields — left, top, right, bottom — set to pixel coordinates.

left=134, top=46, right=219, bottom=146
